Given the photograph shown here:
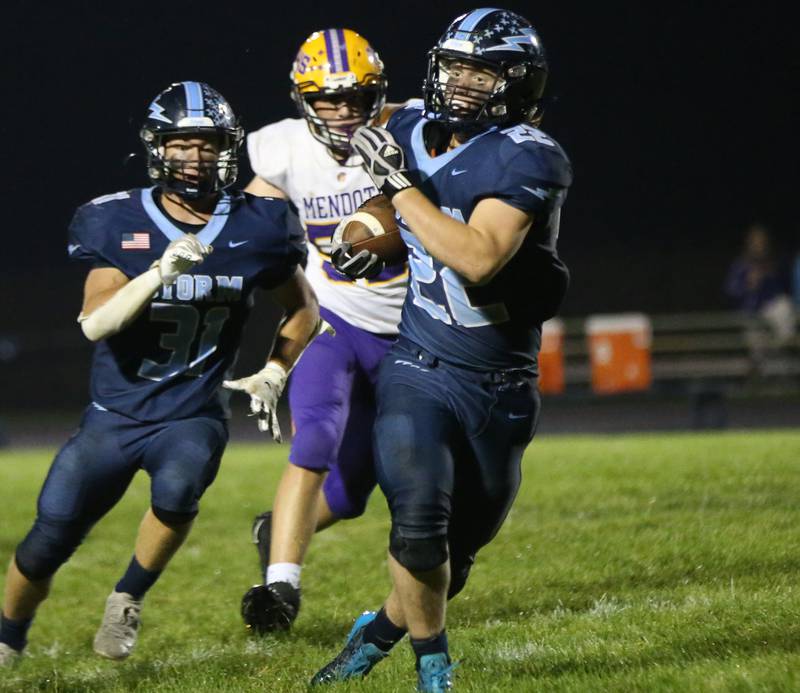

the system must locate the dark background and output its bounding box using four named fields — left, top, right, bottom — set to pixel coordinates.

left=0, top=1, right=796, bottom=415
